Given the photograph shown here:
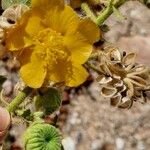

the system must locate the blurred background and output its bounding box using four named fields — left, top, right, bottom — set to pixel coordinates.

left=0, top=0, right=150, bottom=150
left=61, top=1, right=150, bottom=150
